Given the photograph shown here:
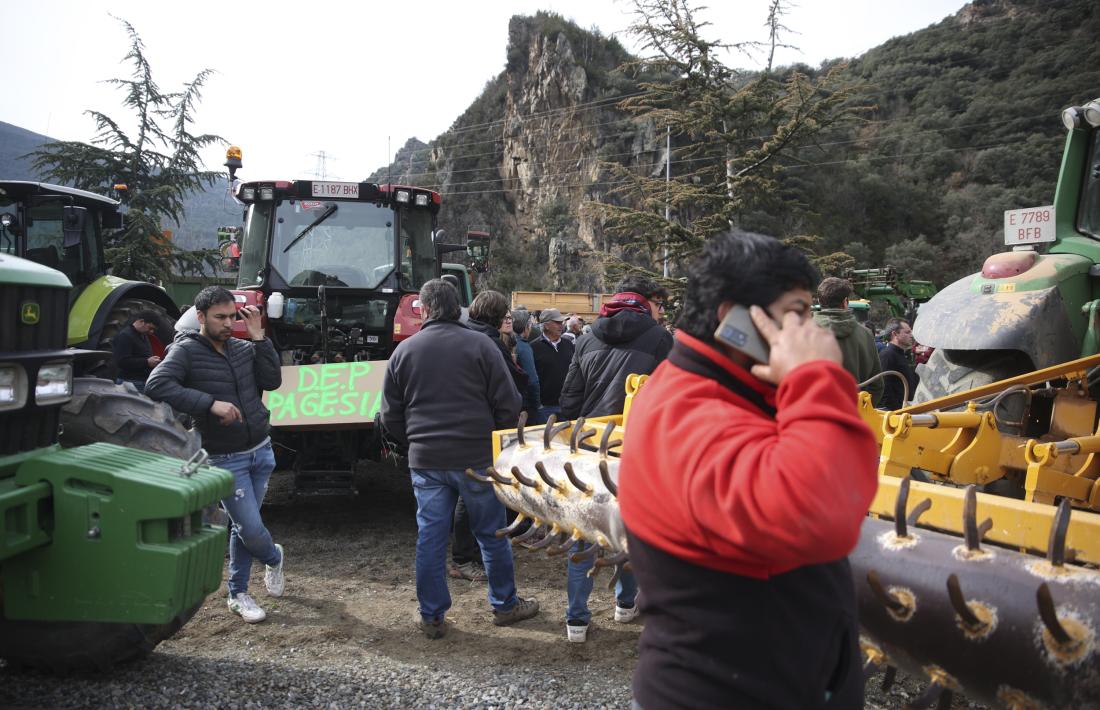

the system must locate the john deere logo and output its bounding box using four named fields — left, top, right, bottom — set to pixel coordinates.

left=20, top=301, right=40, bottom=325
